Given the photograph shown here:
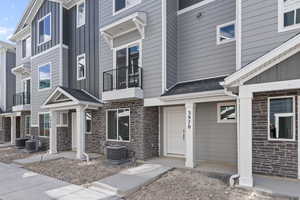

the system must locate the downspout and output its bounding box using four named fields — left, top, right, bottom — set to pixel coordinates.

left=224, top=88, right=240, bottom=186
